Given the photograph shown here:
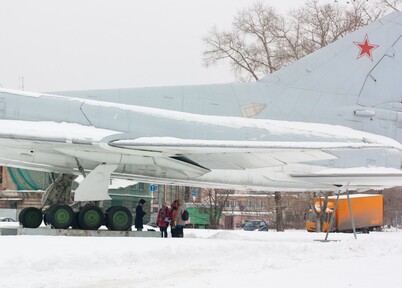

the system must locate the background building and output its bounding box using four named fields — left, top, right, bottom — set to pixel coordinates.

left=2, top=166, right=402, bottom=230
